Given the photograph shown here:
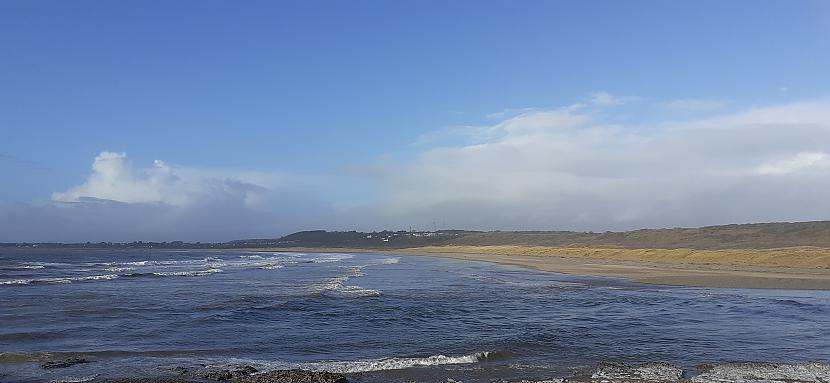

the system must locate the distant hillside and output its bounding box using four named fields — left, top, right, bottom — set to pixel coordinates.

left=274, top=221, right=830, bottom=250
left=273, top=230, right=468, bottom=248
left=8, top=221, right=829, bottom=250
